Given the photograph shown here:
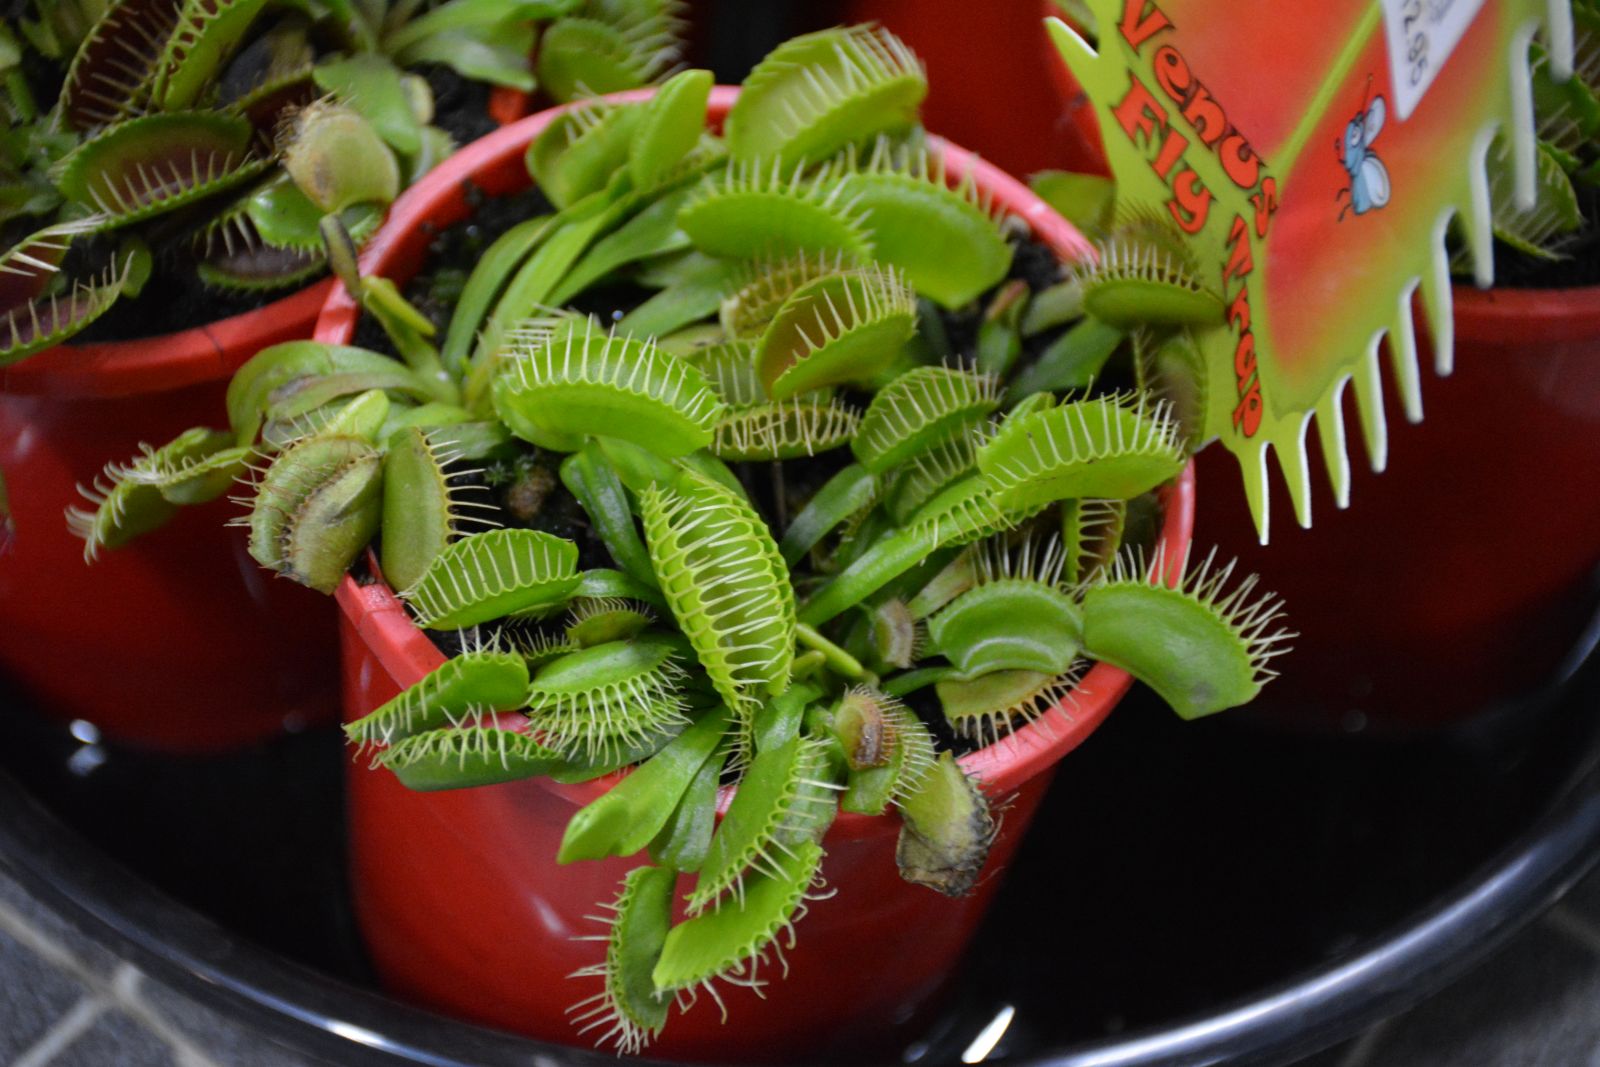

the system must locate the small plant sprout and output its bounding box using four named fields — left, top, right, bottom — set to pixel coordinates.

left=71, top=24, right=1294, bottom=1052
